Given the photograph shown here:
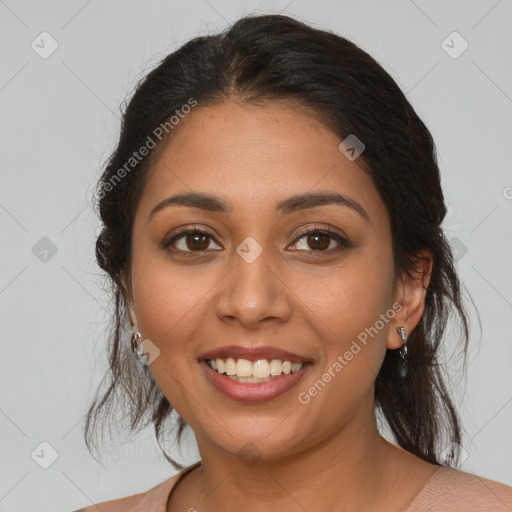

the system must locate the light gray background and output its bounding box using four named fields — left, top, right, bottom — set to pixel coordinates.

left=1, top=0, right=511, bottom=510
